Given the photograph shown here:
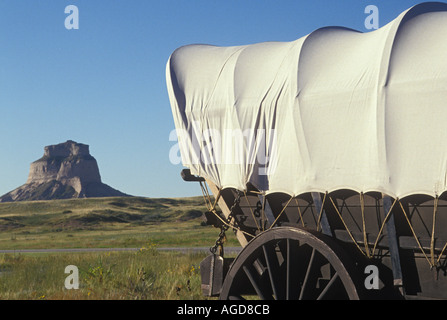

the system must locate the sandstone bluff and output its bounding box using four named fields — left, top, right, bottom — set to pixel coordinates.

left=0, top=140, right=129, bottom=202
